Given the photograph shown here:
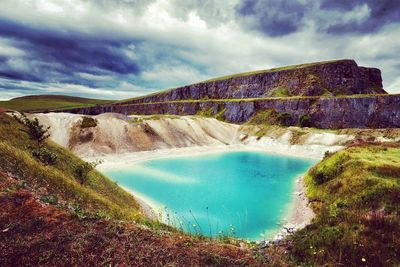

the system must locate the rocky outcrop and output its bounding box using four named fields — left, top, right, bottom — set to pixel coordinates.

left=63, top=94, right=400, bottom=129
left=51, top=60, right=397, bottom=129
left=125, top=60, right=384, bottom=104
